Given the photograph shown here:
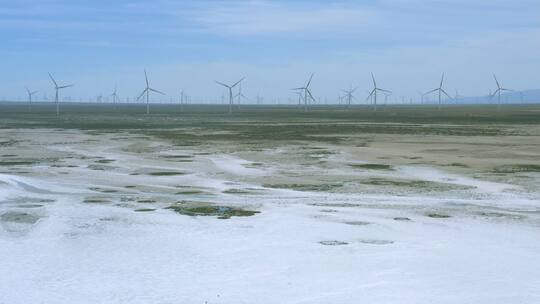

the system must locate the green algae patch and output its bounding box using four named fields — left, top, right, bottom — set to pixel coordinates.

left=263, top=183, right=343, bottom=192
left=134, top=208, right=156, bottom=212
left=148, top=171, right=187, bottom=176
left=359, top=178, right=475, bottom=191
left=0, top=160, right=37, bottom=166
left=426, top=213, right=452, bottom=219
left=166, top=201, right=259, bottom=219
left=349, top=163, right=393, bottom=170
left=493, top=164, right=540, bottom=173
left=83, top=197, right=111, bottom=204
left=222, top=189, right=252, bottom=194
